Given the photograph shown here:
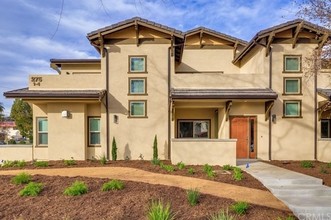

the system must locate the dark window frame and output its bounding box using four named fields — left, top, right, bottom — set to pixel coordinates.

left=283, top=100, right=302, bottom=118
left=283, top=55, right=302, bottom=73
left=128, top=100, right=148, bottom=118
left=128, top=55, right=148, bottom=73
left=283, top=77, right=302, bottom=95
left=88, top=117, right=101, bottom=147
left=177, top=119, right=211, bottom=139
left=128, top=77, right=148, bottom=95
